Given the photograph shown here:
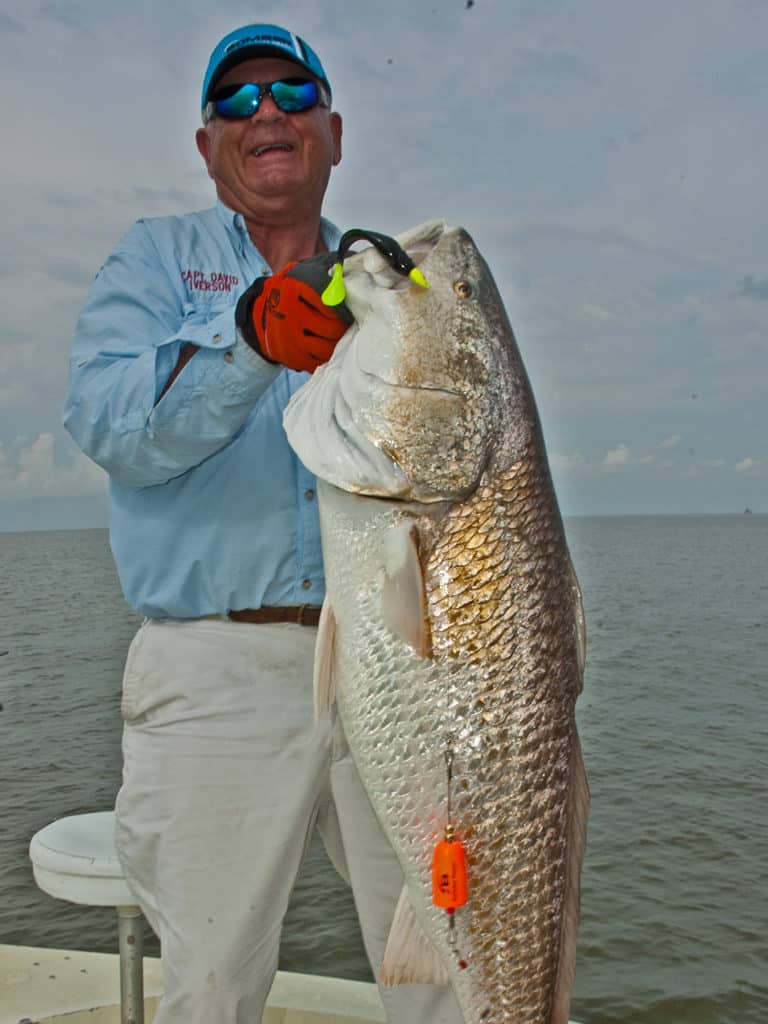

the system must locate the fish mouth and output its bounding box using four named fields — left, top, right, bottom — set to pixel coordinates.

left=355, top=351, right=469, bottom=407
left=376, top=379, right=463, bottom=400
left=342, top=220, right=448, bottom=290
